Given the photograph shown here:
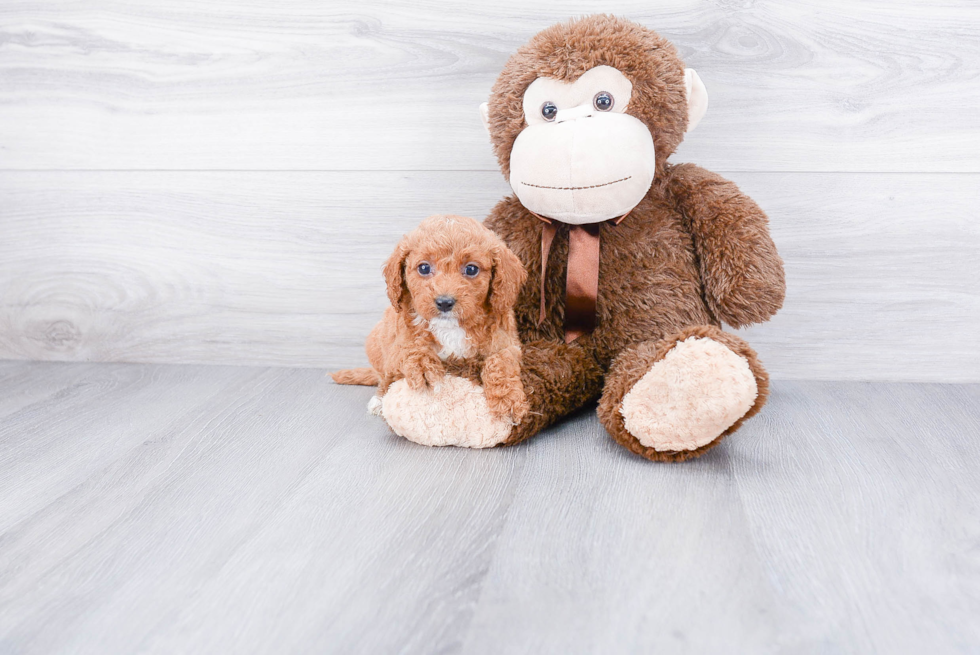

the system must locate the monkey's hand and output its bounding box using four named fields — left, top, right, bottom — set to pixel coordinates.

left=380, top=376, right=513, bottom=448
